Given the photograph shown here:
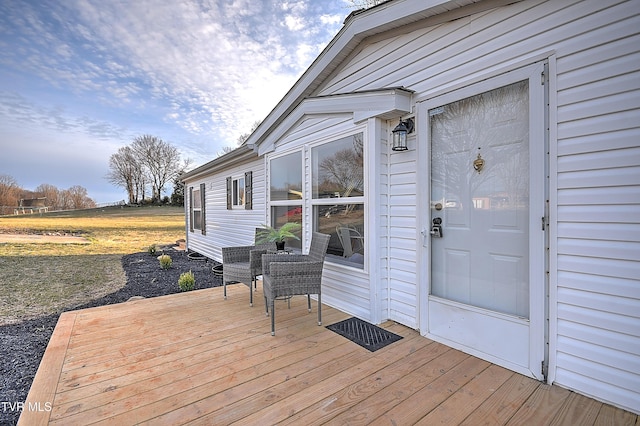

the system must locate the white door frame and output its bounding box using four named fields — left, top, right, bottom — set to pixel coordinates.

left=416, top=62, right=548, bottom=380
